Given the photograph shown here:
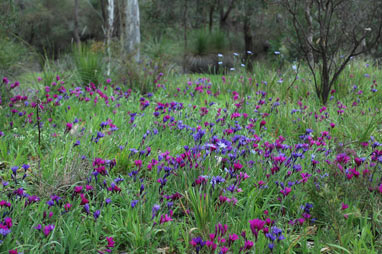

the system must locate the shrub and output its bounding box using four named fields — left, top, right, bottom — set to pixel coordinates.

left=73, top=44, right=105, bottom=86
